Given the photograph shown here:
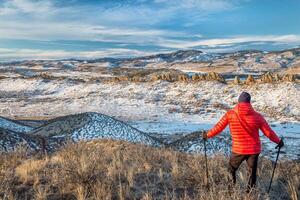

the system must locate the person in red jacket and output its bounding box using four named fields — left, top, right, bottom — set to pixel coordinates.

left=202, top=91, right=284, bottom=190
